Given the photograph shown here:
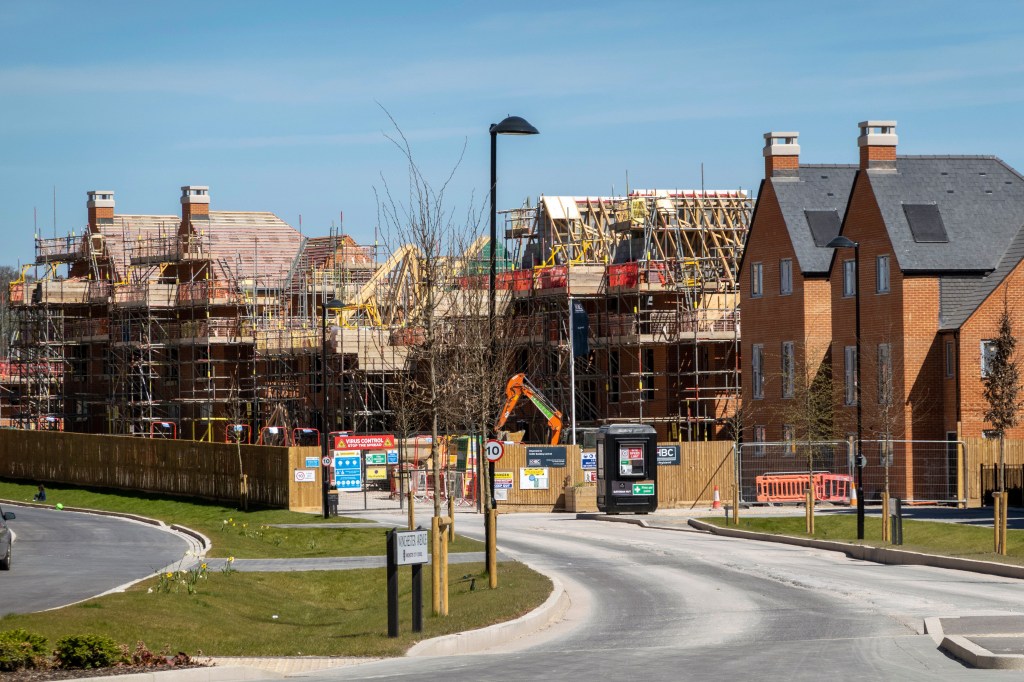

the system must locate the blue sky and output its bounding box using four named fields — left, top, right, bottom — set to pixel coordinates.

left=1, top=0, right=1023, bottom=266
